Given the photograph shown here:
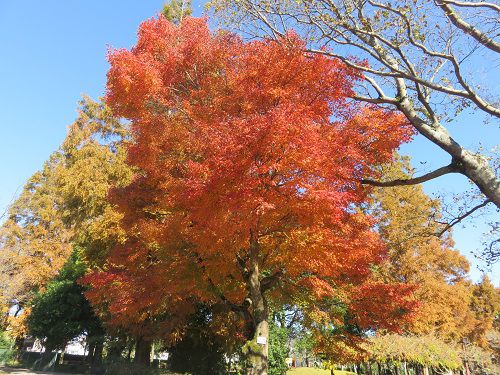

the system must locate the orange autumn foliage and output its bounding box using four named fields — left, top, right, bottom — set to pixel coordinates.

left=84, top=16, right=416, bottom=344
